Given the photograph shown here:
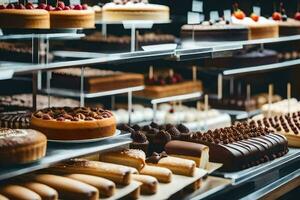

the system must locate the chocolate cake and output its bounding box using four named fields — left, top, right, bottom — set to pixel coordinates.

left=122, top=122, right=288, bottom=171
left=189, top=122, right=288, bottom=171
left=68, top=32, right=176, bottom=52
left=51, top=68, right=144, bottom=93
left=252, top=112, right=300, bottom=147
left=0, top=111, right=31, bottom=129
left=181, top=22, right=249, bottom=42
